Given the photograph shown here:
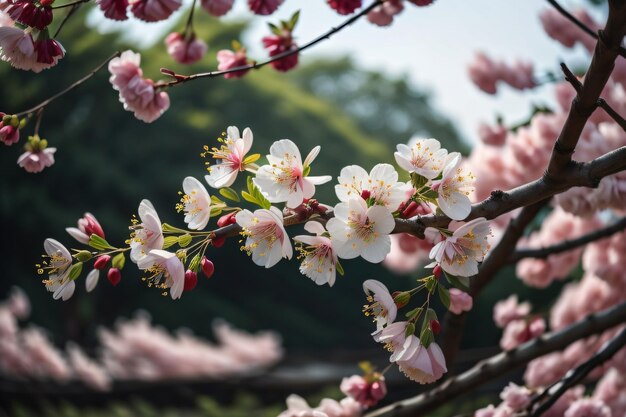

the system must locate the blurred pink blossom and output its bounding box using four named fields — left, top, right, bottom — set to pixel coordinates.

left=216, top=48, right=250, bottom=78
left=477, top=122, right=507, bottom=146
left=67, top=344, right=112, bottom=391
left=200, top=0, right=233, bottom=16
left=96, top=0, right=129, bottom=20
left=540, top=8, right=599, bottom=52
left=500, top=317, right=545, bottom=351
left=248, top=0, right=283, bottom=15
left=129, top=0, right=181, bottom=21
left=500, top=383, right=532, bottom=412
left=165, top=32, right=207, bottom=65
left=493, top=295, right=531, bottom=328
left=340, top=374, right=387, bottom=408
left=448, top=288, right=472, bottom=315
left=565, top=398, right=611, bottom=417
